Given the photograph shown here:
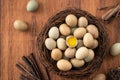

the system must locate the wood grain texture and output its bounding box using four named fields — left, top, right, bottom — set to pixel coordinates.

left=0, top=0, right=119, bottom=80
